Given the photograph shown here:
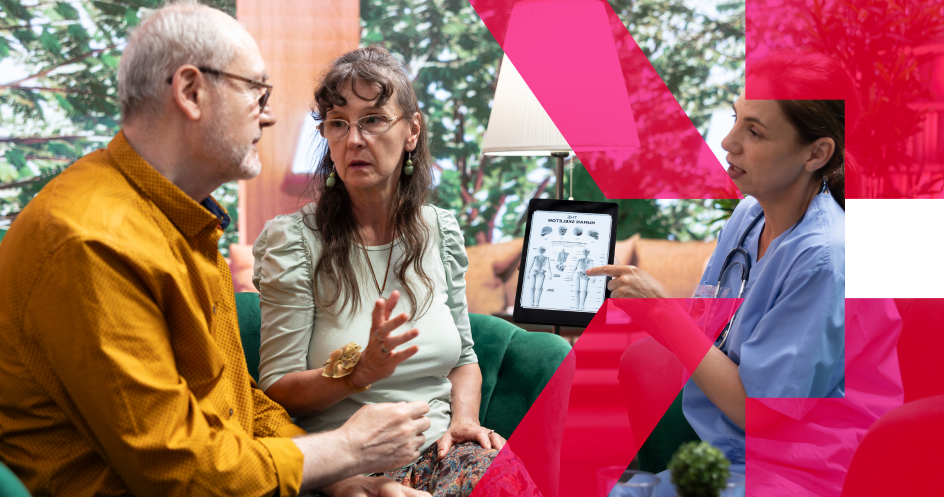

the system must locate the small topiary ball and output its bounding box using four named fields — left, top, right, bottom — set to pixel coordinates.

left=668, top=441, right=730, bottom=497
